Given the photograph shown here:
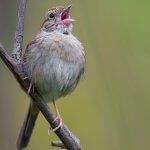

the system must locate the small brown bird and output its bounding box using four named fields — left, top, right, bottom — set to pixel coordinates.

left=17, top=5, right=85, bottom=149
